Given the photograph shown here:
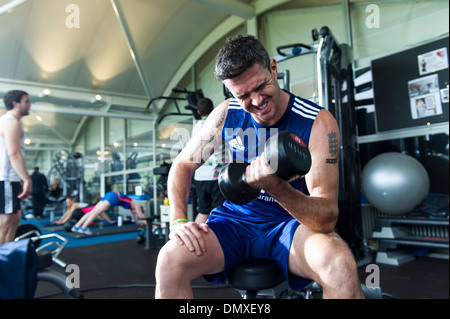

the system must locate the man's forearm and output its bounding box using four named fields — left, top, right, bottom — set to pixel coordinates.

left=9, top=152, right=31, bottom=183
left=266, top=181, right=338, bottom=233
left=167, top=161, right=195, bottom=224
